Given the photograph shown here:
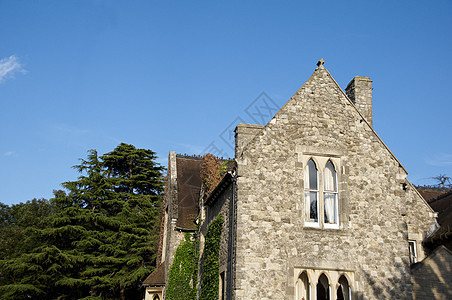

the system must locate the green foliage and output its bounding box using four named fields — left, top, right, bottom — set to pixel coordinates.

left=166, top=233, right=198, bottom=300
left=0, top=143, right=165, bottom=300
left=200, top=214, right=224, bottom=300
left=0, top=198, right=55, bottom=260
left=219, top=160, right=233, bottom=178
